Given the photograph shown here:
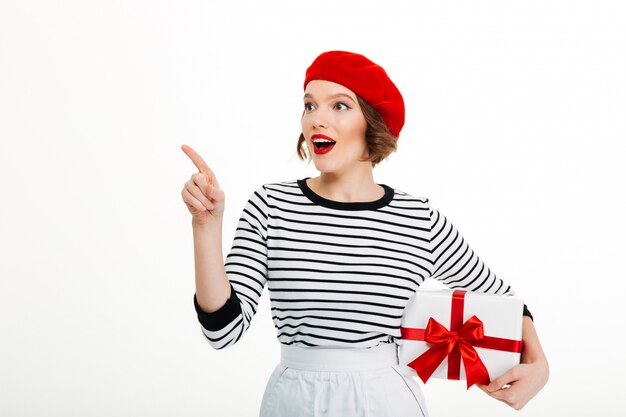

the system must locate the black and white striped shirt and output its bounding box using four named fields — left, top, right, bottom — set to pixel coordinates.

left=194, top=177, right=532, bottom=349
